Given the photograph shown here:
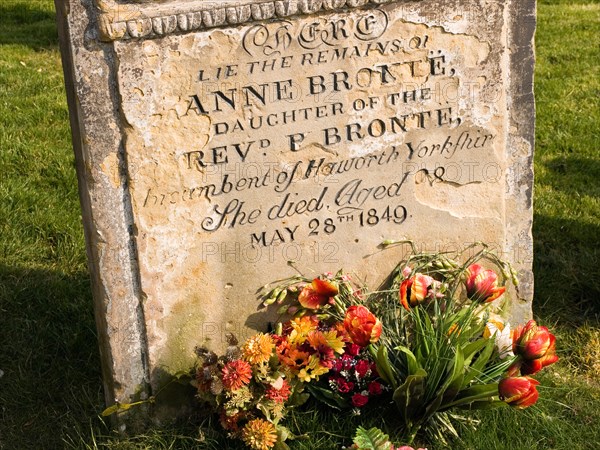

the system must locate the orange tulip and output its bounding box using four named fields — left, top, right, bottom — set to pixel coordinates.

left=343, top=305, right=382, bottom=347
left=465, top=264, right=505, bottom=303
left=399, top=274, right=434, bottom=311
left=498, top=376, right=540, bottom=409
left=298, top=278, right=338, bottom=309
